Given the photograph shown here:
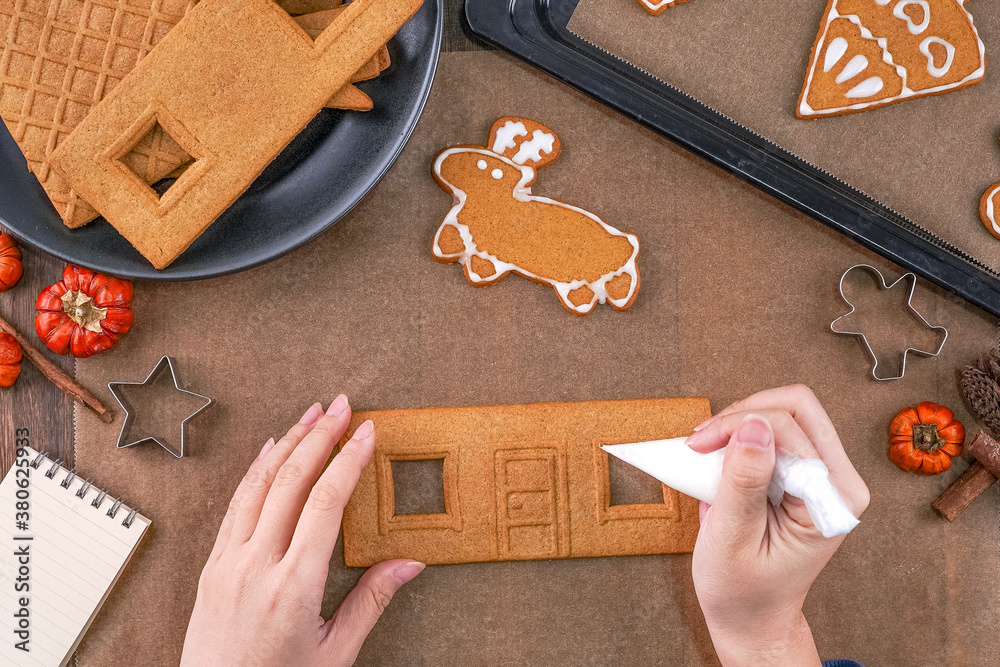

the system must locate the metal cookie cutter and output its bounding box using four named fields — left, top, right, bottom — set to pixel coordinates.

left=108, top=356, right=213, bottom=458
left=830, top=264, right=948, bottom=381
